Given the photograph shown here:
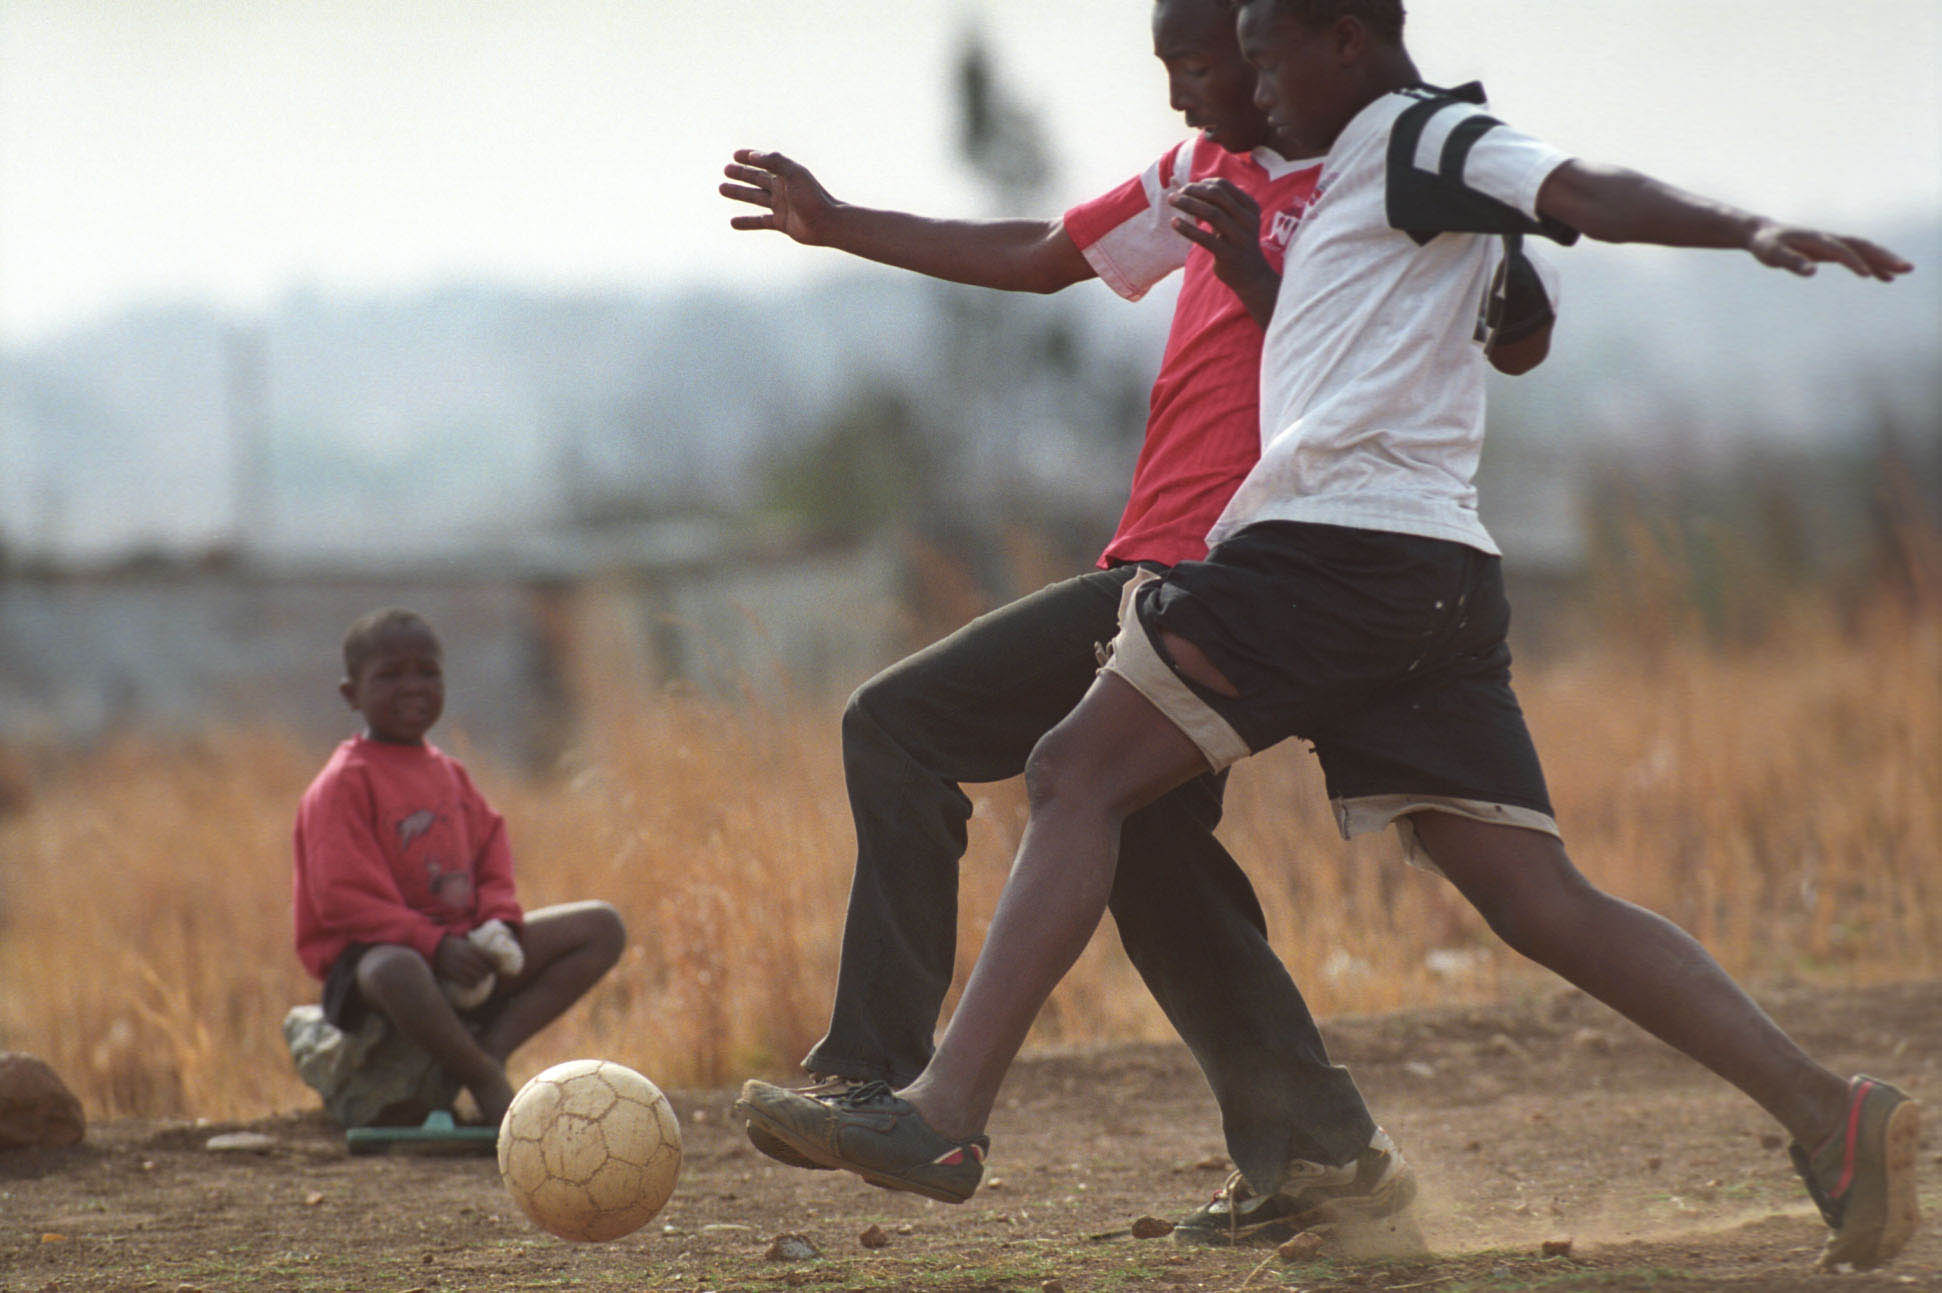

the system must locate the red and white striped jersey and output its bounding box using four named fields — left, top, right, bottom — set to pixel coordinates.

left=1062, top=135, right=1324, bottom=568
